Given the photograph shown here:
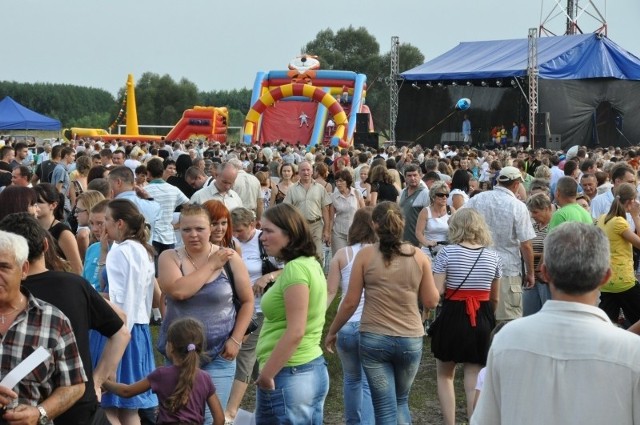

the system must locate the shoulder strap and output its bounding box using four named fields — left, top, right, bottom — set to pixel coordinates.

left=445, top=247, right=484, bottom=300
left=427, top=206, right=433, bottom=219
left=225, top=261, right=236, bottom=295
left=258, top=237, right=269, bottom=261
left=174, top=249, right=186, bottom=276
left=345, top=246, right=353, bottom=263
